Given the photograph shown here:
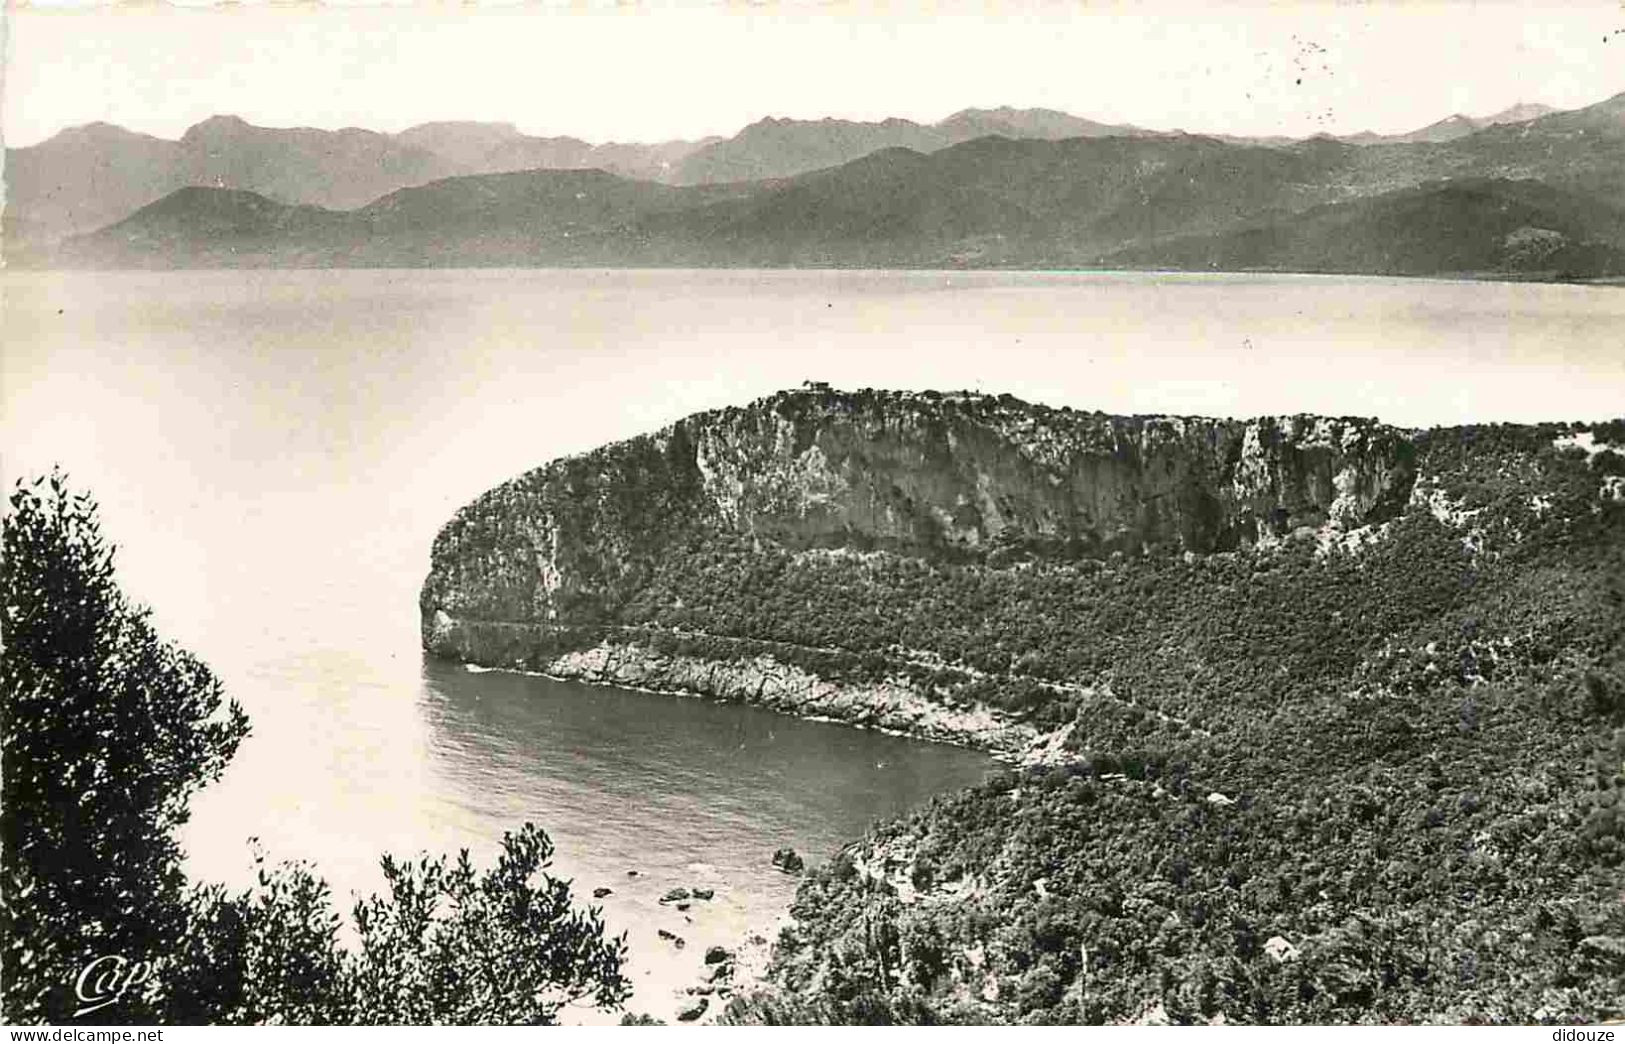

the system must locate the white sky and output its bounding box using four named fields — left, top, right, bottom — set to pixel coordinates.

left=3, top=1, right=1625, bottom=147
